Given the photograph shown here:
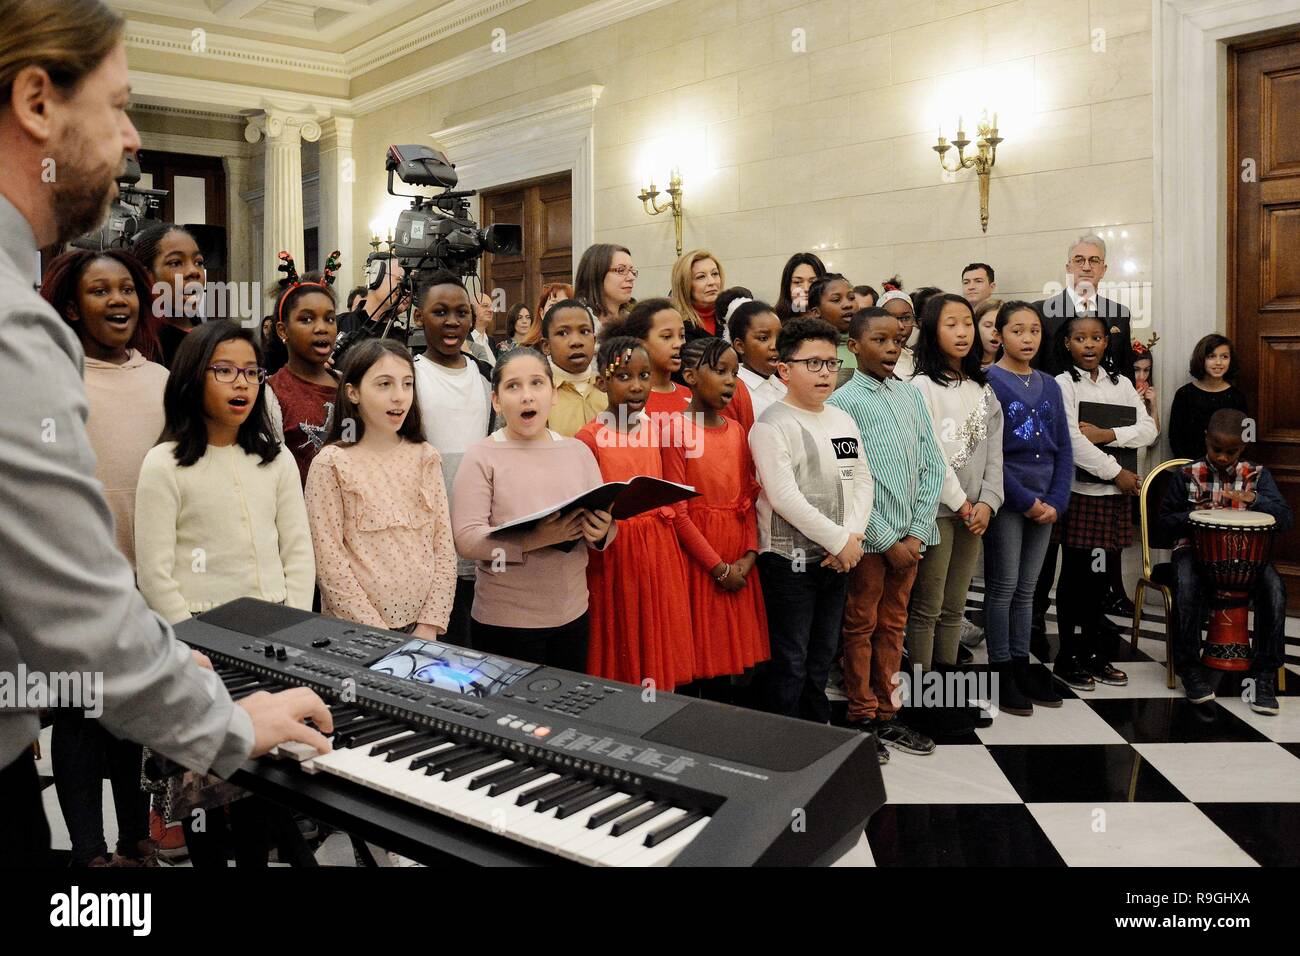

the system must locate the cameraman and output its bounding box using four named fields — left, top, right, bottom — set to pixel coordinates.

left=0, top=0, right=332, bottom=865
left=337, top=252, right=409, bottom=336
